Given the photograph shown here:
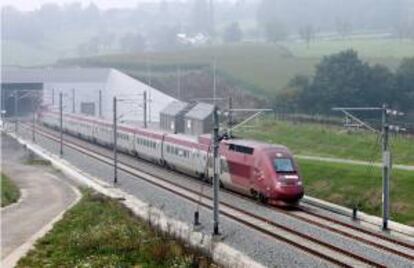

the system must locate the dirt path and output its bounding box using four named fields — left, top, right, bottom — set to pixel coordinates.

left=1, top=134, right=79, bottom=267
left=296, top=155, right=414, bottom=171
